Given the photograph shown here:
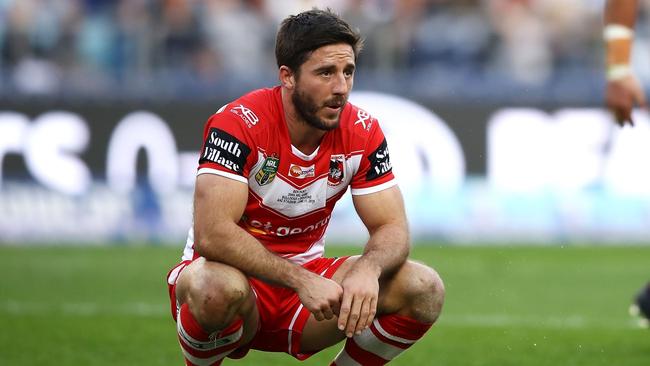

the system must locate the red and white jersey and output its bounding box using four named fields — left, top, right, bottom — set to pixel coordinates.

left=182, top=86, right=396, bottom=264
